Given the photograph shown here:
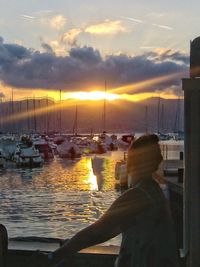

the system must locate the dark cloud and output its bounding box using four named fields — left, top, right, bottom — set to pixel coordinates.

left=41, top=43, right=55, bottom=54
left=0, top=37, right=189, bottom=95
left=146, top=49, right=189, bottom=65
left=69, top=46, right=102, bottom=65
